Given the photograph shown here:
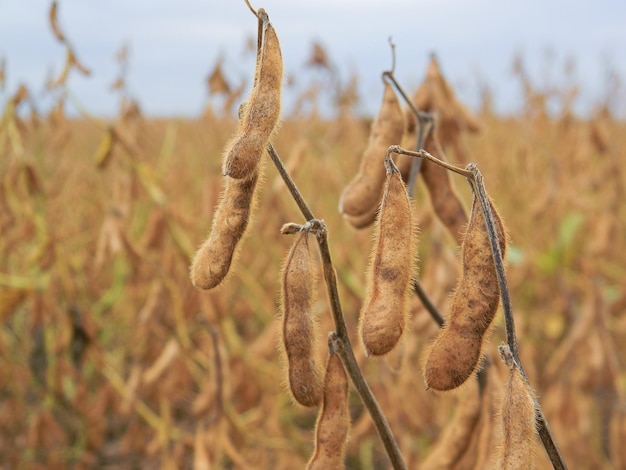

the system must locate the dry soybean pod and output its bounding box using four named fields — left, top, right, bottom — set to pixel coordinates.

left=496, top=345, right=538, bottom=469
left=423, top=190, right=506, bottom=391
left=190, top=171, right=259, bottom=290
left=280, top=228, right=323, bottom=407
left=343, top=202, right=379, bottom=230
left=342, top=153, right=411, bottom=230
left=420, top=132, right=467, bottom=245
left=339, top=78, right=404, bottom=217
left=223, top=9, right=283, bottom=179
left=359, top=156, right=415, bottom=356
left=307, top=350, right=350, bottom=470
